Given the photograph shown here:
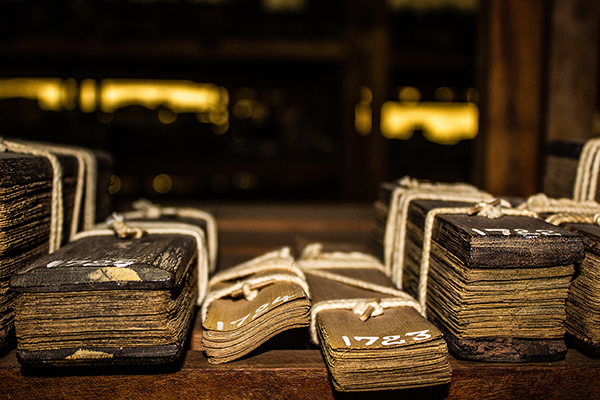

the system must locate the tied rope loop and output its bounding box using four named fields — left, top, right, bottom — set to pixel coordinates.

left=20, top=140, right=99, bottom=235
left=574, top=138, right=600, bottom=202
left=106, top=213, right=146, bottom=239
left=387, top=185, right=494, bottom=286
left=200, top=247, right=310, bottom=323
left=0, top=137, right=64, bottom=253
left=126, top=198, right=219, bottom=274
left=297, top=243, right=422, bottom=344
left=518, top=193, right=600, bottom=214
left=417, top=199, right=537, bottom=315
